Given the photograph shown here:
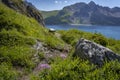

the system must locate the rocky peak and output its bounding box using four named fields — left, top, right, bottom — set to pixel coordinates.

left=74, top=38, right=120, bottom=66
left=88, top=1, right=96, bottom=8
left=88, top=1, right=96, bottom=6
left=1, top=0, right=45, bottom=26
left=112, top=7, right=120, bottom=12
